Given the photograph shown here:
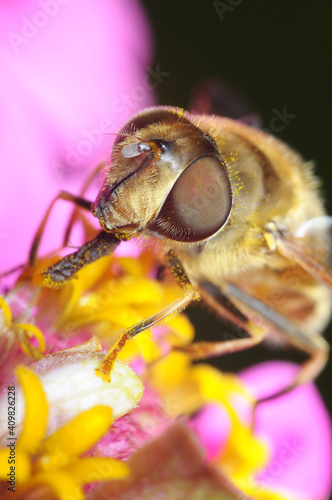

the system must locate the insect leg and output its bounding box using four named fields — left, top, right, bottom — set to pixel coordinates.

left=248, top=335, right=329, bottom=426
left=97, top=251, right=200, bottom=381
left=42, top=230, right=120, bottom=287
left=29, top=191, right=92, bottom=266
left=224, top=282, right=330, bottom=402
left=253, top=337, right=329, bottom=408
left=0, top=263, right=25, bottom=280
left=175, top=280, right=266, bottom=360
left=63, top=163, right=105, bottom=246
